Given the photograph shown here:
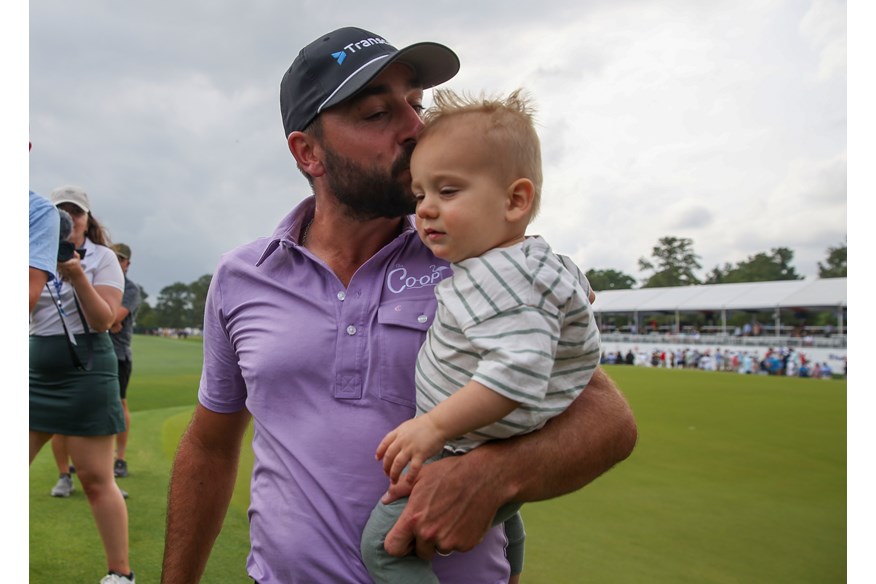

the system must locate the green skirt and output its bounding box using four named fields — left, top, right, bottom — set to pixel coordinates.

left=30, top=333, right=125, bottom=436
